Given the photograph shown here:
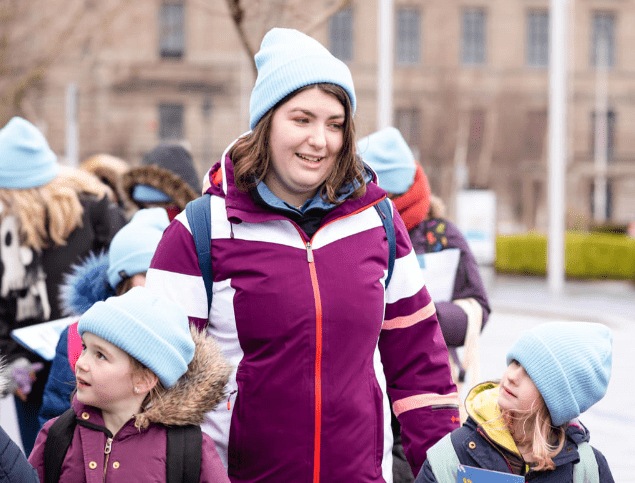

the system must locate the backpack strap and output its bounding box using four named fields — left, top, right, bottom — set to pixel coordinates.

left=426, top=432, right=459, bottom=483
left=185, top=194, right=213, bottom=315
left=44, top=408, right=78, bottom=483
left=166, top=425, right=203, bottom=483
left=573, top=441, right=600, bottom=483
left=374, top=198, right=396, bottom=287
